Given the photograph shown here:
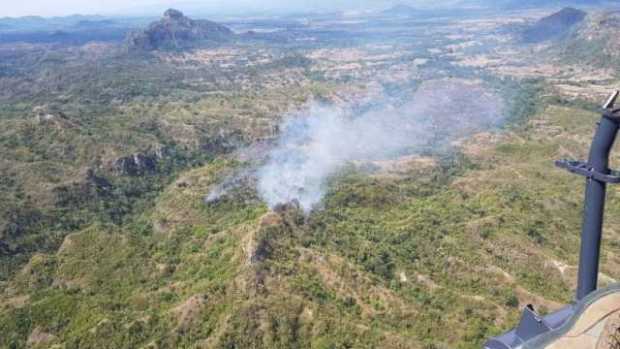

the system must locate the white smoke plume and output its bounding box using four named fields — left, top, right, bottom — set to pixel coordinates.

left=205, top=167, right=254, bottom=204
left=256, top=79, right=505, bottom=212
